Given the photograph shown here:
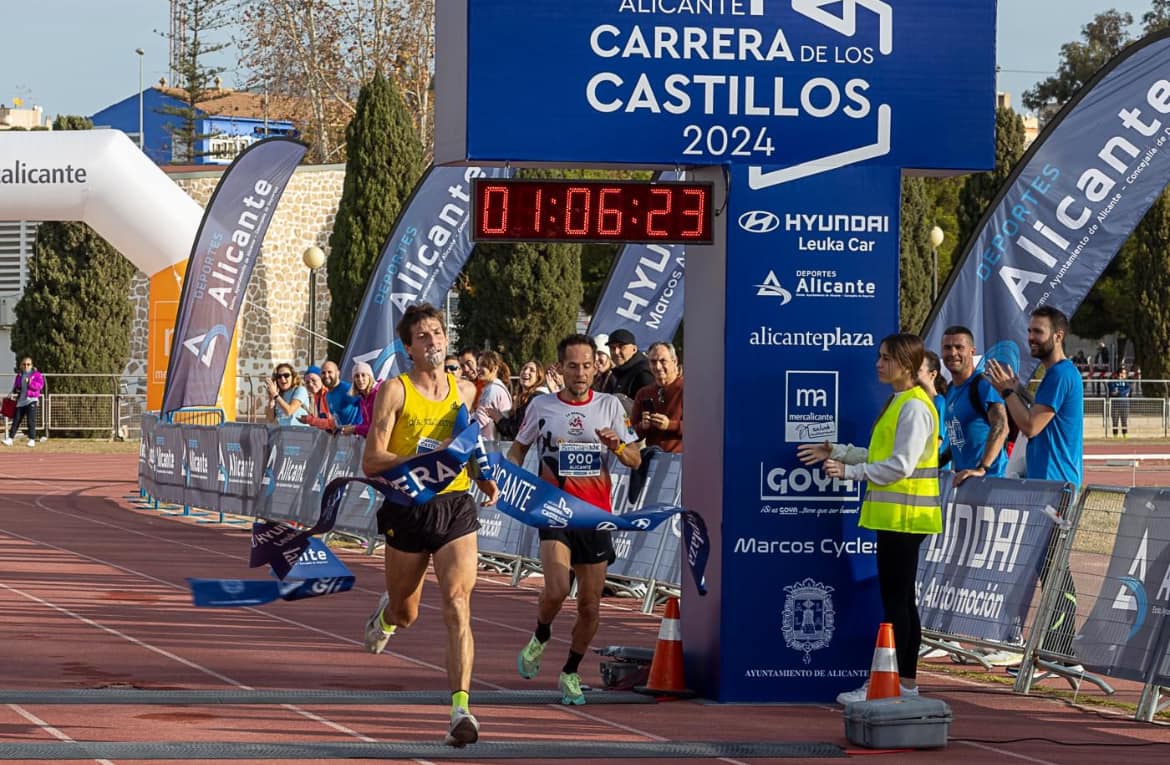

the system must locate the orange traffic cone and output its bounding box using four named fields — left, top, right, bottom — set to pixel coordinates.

left=635, top=597, right=695, bottom=698
left=866, top=622, right=901, bottom=700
